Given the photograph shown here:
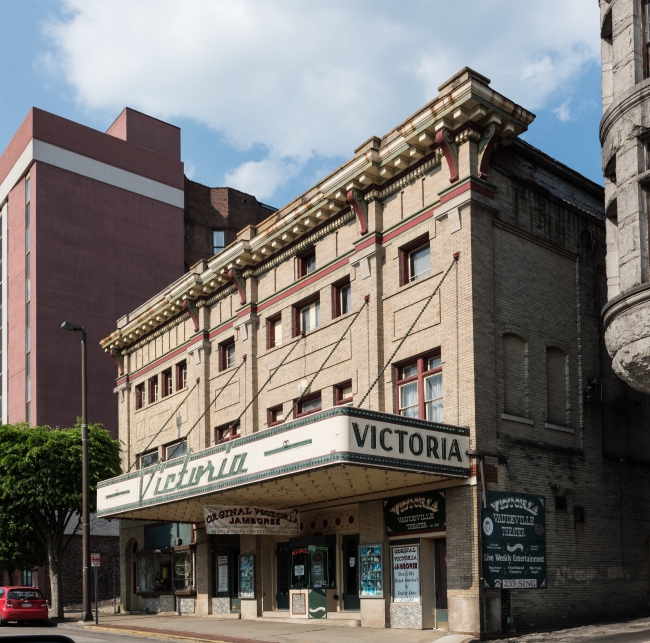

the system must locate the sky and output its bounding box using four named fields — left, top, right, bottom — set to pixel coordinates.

left=0, top=0, right=603, bottom=209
